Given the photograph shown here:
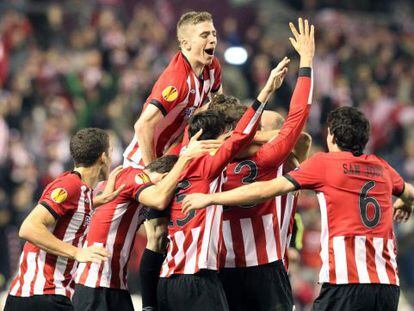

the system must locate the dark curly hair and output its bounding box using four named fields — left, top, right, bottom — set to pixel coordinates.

left=188, top=110, right=227, bottom=140
left=327, top=107, right=370, bottom=156
left=208, top=94, right=246, bottom=128
left=70, top=128, right=109, bottom=167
